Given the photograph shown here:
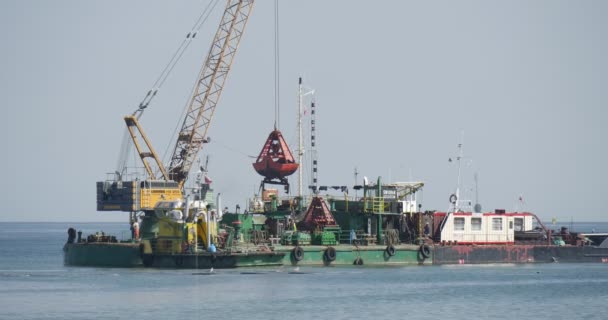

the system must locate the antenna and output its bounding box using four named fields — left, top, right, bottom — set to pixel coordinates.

left=474, top=172, right=482, bottom=213
left=455, top=133, right=464, bottom=212
left=447, top=131, right=469, bottom=212
left=474, top=173, right=478, bottom=203
left=354, top=167, right=359, bottom=198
